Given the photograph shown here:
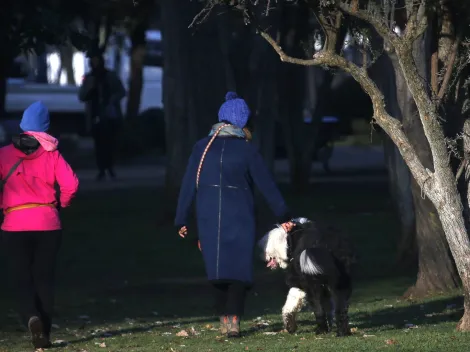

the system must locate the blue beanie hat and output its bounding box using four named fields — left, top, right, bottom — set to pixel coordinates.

left=20, top=101, right=50, bottom=132
left=218, top=92, right=251, bottom=129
